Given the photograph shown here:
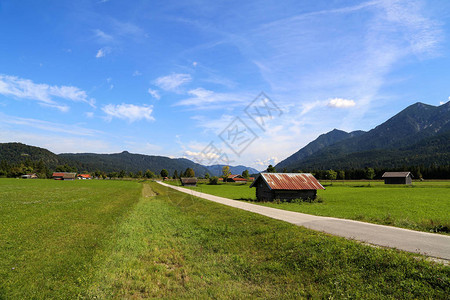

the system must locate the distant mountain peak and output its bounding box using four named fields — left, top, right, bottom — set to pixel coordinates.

left=275, top=100, right=450, bottom=171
